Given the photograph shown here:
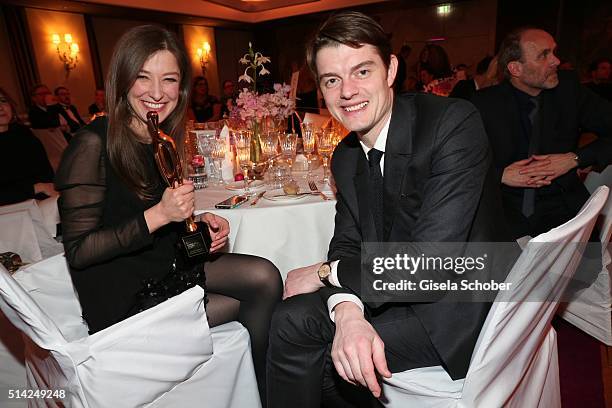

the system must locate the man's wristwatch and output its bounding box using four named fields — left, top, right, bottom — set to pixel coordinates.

left=572, top=154, right=580, bottom=167
left=317, top=262, right=333, bottom=287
